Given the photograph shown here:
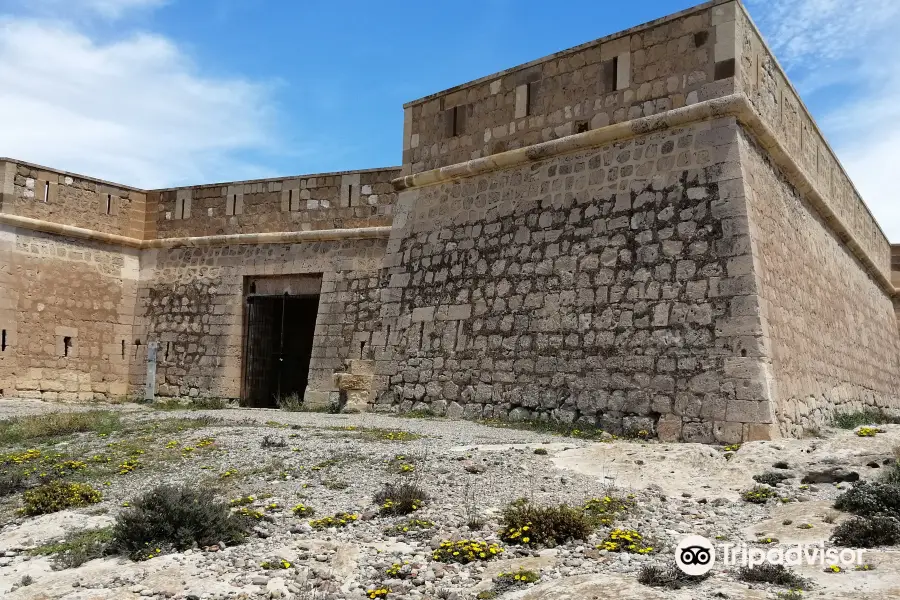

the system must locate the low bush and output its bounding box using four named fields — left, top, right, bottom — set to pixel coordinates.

left=0, top=411, right=120, bottom=445
left=500, top=499, right=593, bottom=547
left=831, top=515, right=900, bottom=547
left=741, top=485, right=777, bottom=504
left=310, top=512, right=358, bottom=529
left=597, top=528, right=654, bottom=554
left=29, top=527, right=113, bottom=569
left=491, top=568, right=540, bottom=594
left=831, top=409, right=900, bottom=430
left=291, top=502, right=315, bottom=516
left=276, top=392, right=304, bottom=412
left=753, top=472, right=791, bottom=486
left=582, top=494, right=635, bottom=525
left=23, top=481, right=102, bottom=515
left=431, top=539, right=503, bottom=564
left=111, top=485, right=247, bottom=560
left=738, top=564, right=810, bottom=589
left=384, top=518, right=434, bottom=536
left=638, top=563, right=709, bottom=589
left=834, top=481, right=900, bottom=517
left=0, top=470, right=26, bottom=497
left=374, top=482, right=429, bottom=516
